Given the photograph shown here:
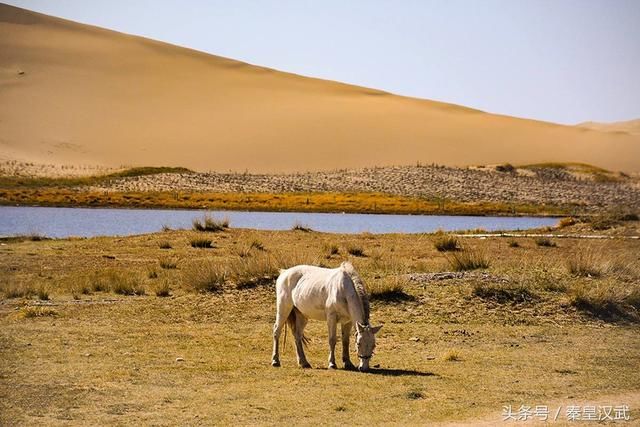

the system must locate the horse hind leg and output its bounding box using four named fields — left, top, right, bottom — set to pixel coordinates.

left=271, top=300, right=293, bottom=367
left=327, top=313, right=338, bottom=369
left=291, top=308, right=311, bottom=368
